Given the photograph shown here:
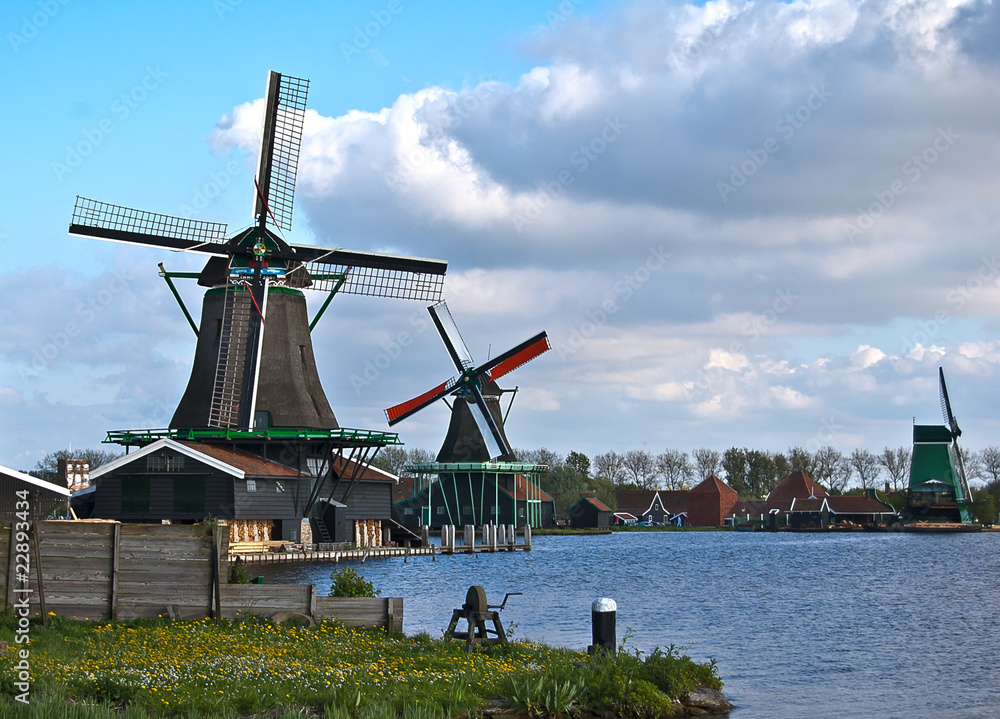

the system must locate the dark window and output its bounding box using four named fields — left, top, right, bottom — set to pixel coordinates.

left=173, top=476, right=206, bottom=513
left=253, top=411, right=271, bottom=430
left=121, top=476, right=151, bottom=513
left=147, top=454, right=185, bottom=472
